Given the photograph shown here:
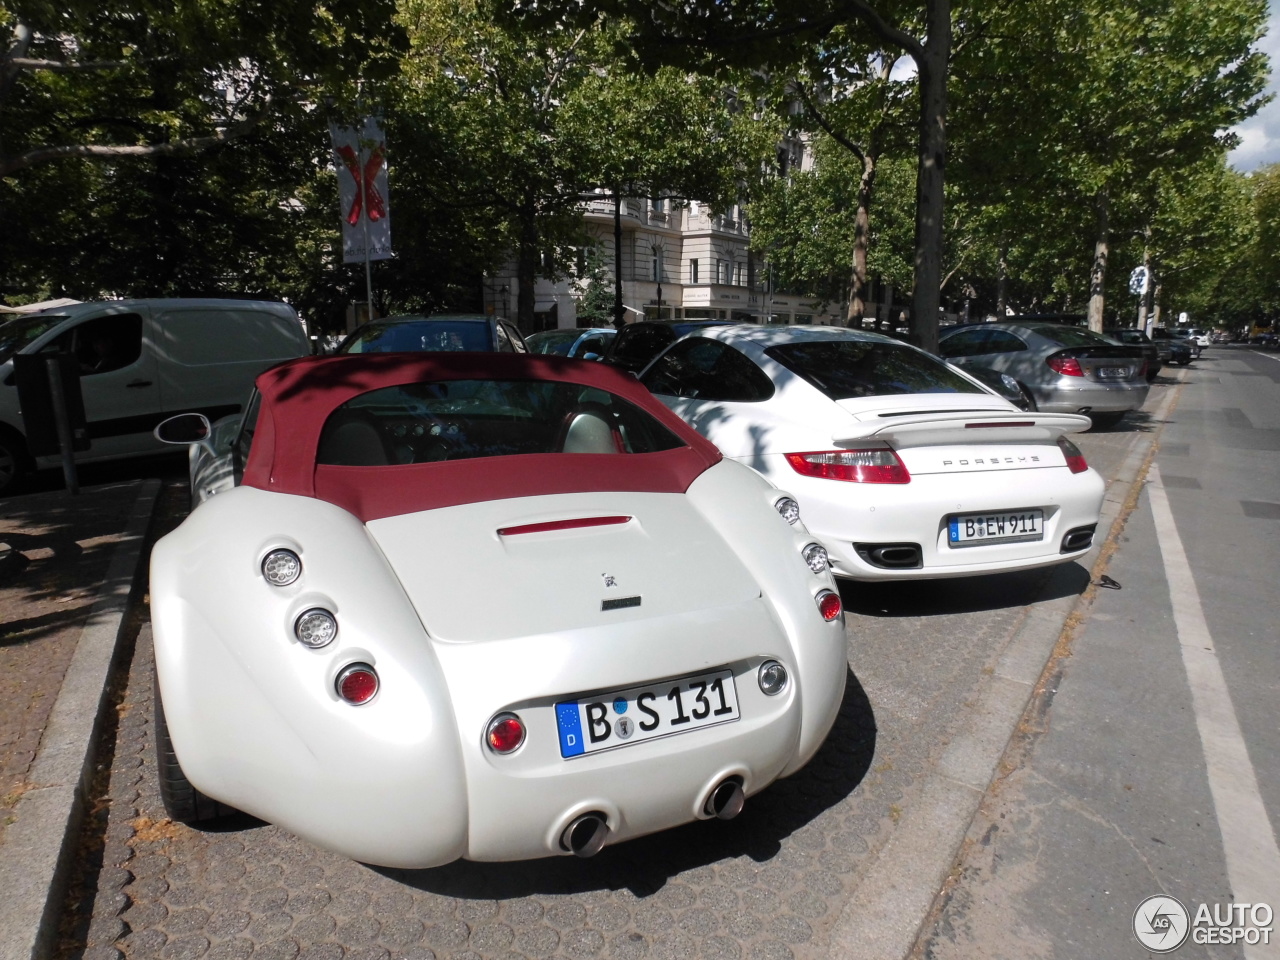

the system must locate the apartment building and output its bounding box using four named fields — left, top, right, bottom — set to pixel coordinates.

left=481, top=192, right=848, bottom=332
